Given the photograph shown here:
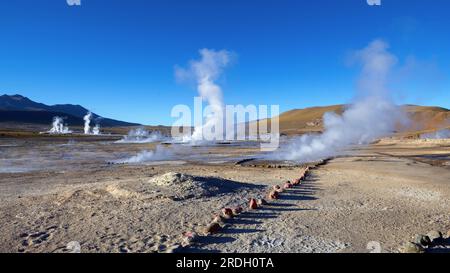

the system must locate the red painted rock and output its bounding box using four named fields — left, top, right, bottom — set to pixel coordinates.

left=268, top=190, right=279, bottom=200
left=184, top=231, right=197, bottom=238
left=284, top=182, right=293, bottom=189
left=222, top=208, right=234, bottom=219
left=205, top=222, right=221, bottom=234
left=273, top=185, right=283, bottom=192
left=249, top=198, right=258, bottom=210
left=232, top=207, right=243, bottom=215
